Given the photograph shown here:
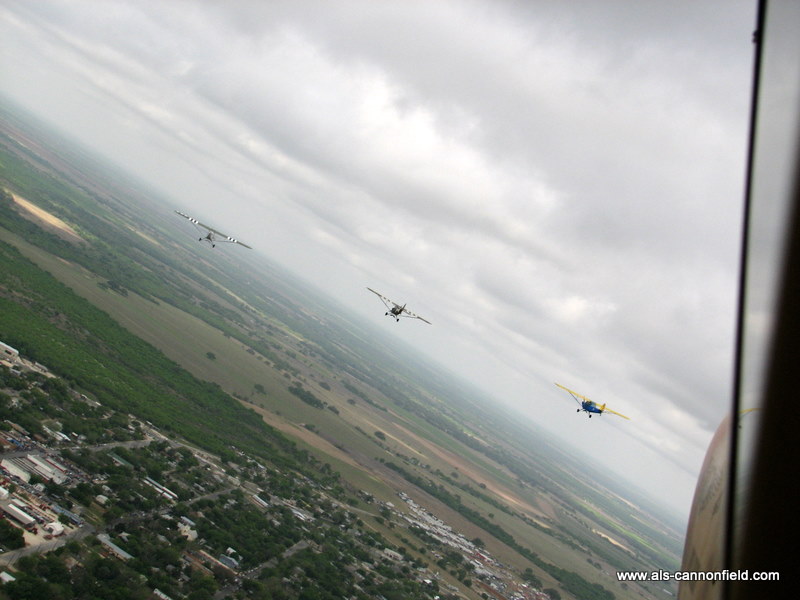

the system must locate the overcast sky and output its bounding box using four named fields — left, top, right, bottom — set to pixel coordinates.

left=0, top=0, right=757, bottom=521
